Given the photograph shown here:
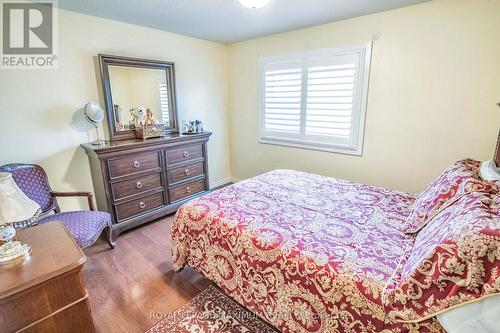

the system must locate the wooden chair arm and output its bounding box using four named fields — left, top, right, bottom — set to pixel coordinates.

left=51, top=191, right=95, bottom=211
